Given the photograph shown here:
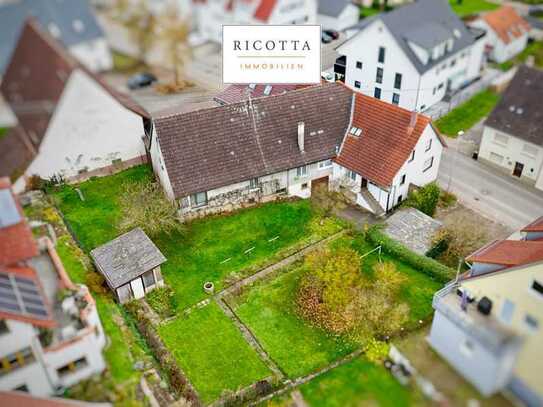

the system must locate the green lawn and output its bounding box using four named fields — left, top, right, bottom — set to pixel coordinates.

left=449, top=0, right=498, bottom=17
left=158, top=302, right=271, bottom=404
left=232, top=234, right=441, bottom=379
left=234, top=265, right=356, bottom=378
left=299, top=357, right=414, bottom=407
left=0, top=127, right=9, bottom=140
left=435, top=90, right=501, bottom=137
left=52, top=165, right=343, bottom=310
left=359, top=6, right=382, bottom=18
